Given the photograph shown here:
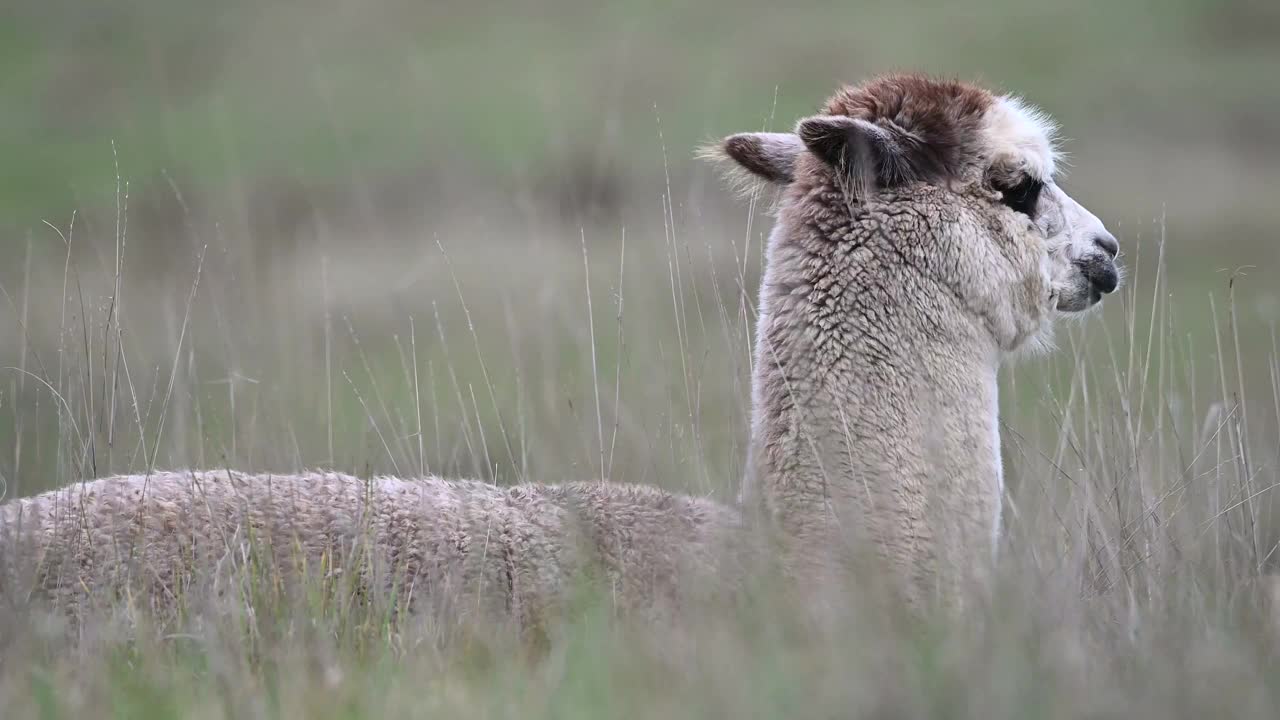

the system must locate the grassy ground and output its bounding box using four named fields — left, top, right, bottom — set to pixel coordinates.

left=3, top=0, right=1280, bottom=716
left=1, top=187, right=1279, bottom=718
